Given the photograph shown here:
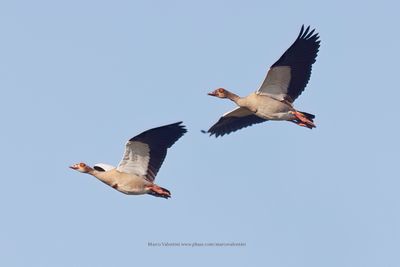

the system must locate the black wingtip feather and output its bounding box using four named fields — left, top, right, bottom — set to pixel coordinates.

left=305, top=29, right=315, bottom=39
left=298, top=25, right=320, bottom=41
left=298, top=25, right=305, bottom=38
left=130, top=121, right=187, bottom=144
